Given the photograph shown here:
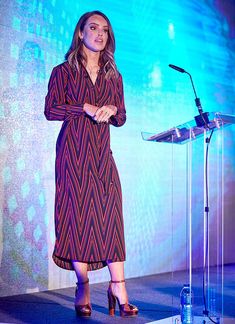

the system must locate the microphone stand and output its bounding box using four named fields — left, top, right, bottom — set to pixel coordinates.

left=186, top=71, right=210, bottom=129
left=169, top=64, right=210, bottom=129
left=169, top=64, right=218, bottom=324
